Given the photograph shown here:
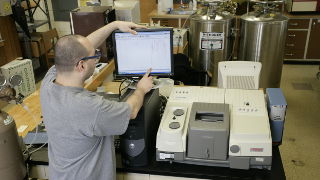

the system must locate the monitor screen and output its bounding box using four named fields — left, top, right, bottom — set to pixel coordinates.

left=112, top=28, right=174, bottom=78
